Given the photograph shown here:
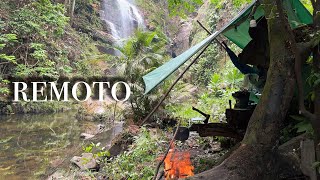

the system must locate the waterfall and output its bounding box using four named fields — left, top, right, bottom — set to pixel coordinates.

left=101, top=0, right=144, bottom=41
